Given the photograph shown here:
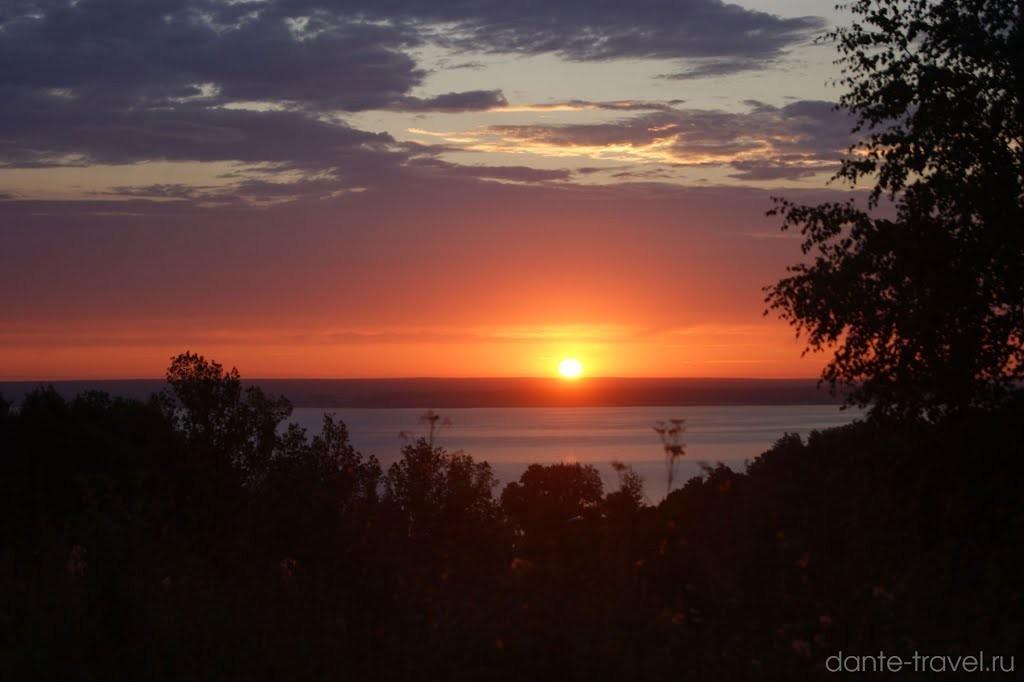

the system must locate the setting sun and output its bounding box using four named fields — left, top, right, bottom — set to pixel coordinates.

left=558, top=357, right=583, bottom=379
